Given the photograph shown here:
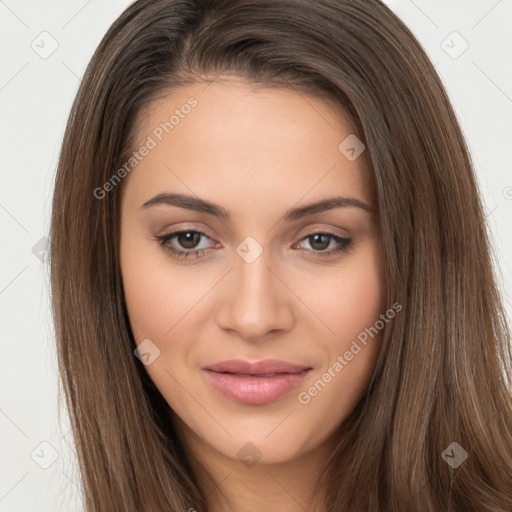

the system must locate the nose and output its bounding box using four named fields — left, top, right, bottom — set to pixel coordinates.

left=216, top=249, right=295, bottom=342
